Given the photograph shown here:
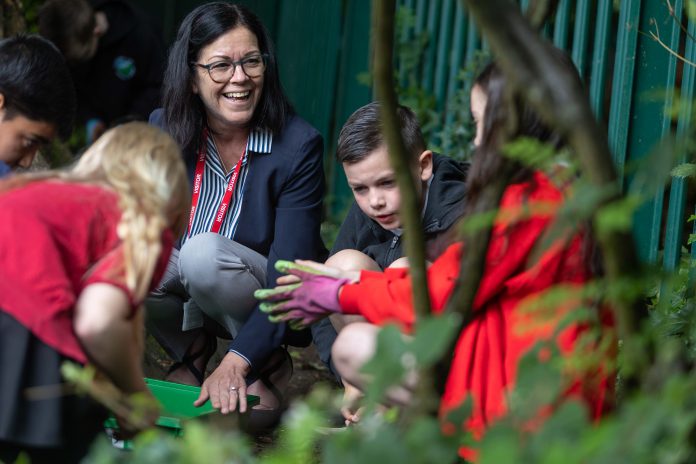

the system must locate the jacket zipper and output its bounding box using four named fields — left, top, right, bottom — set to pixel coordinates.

left=386, top=235, right=400, bottom=264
